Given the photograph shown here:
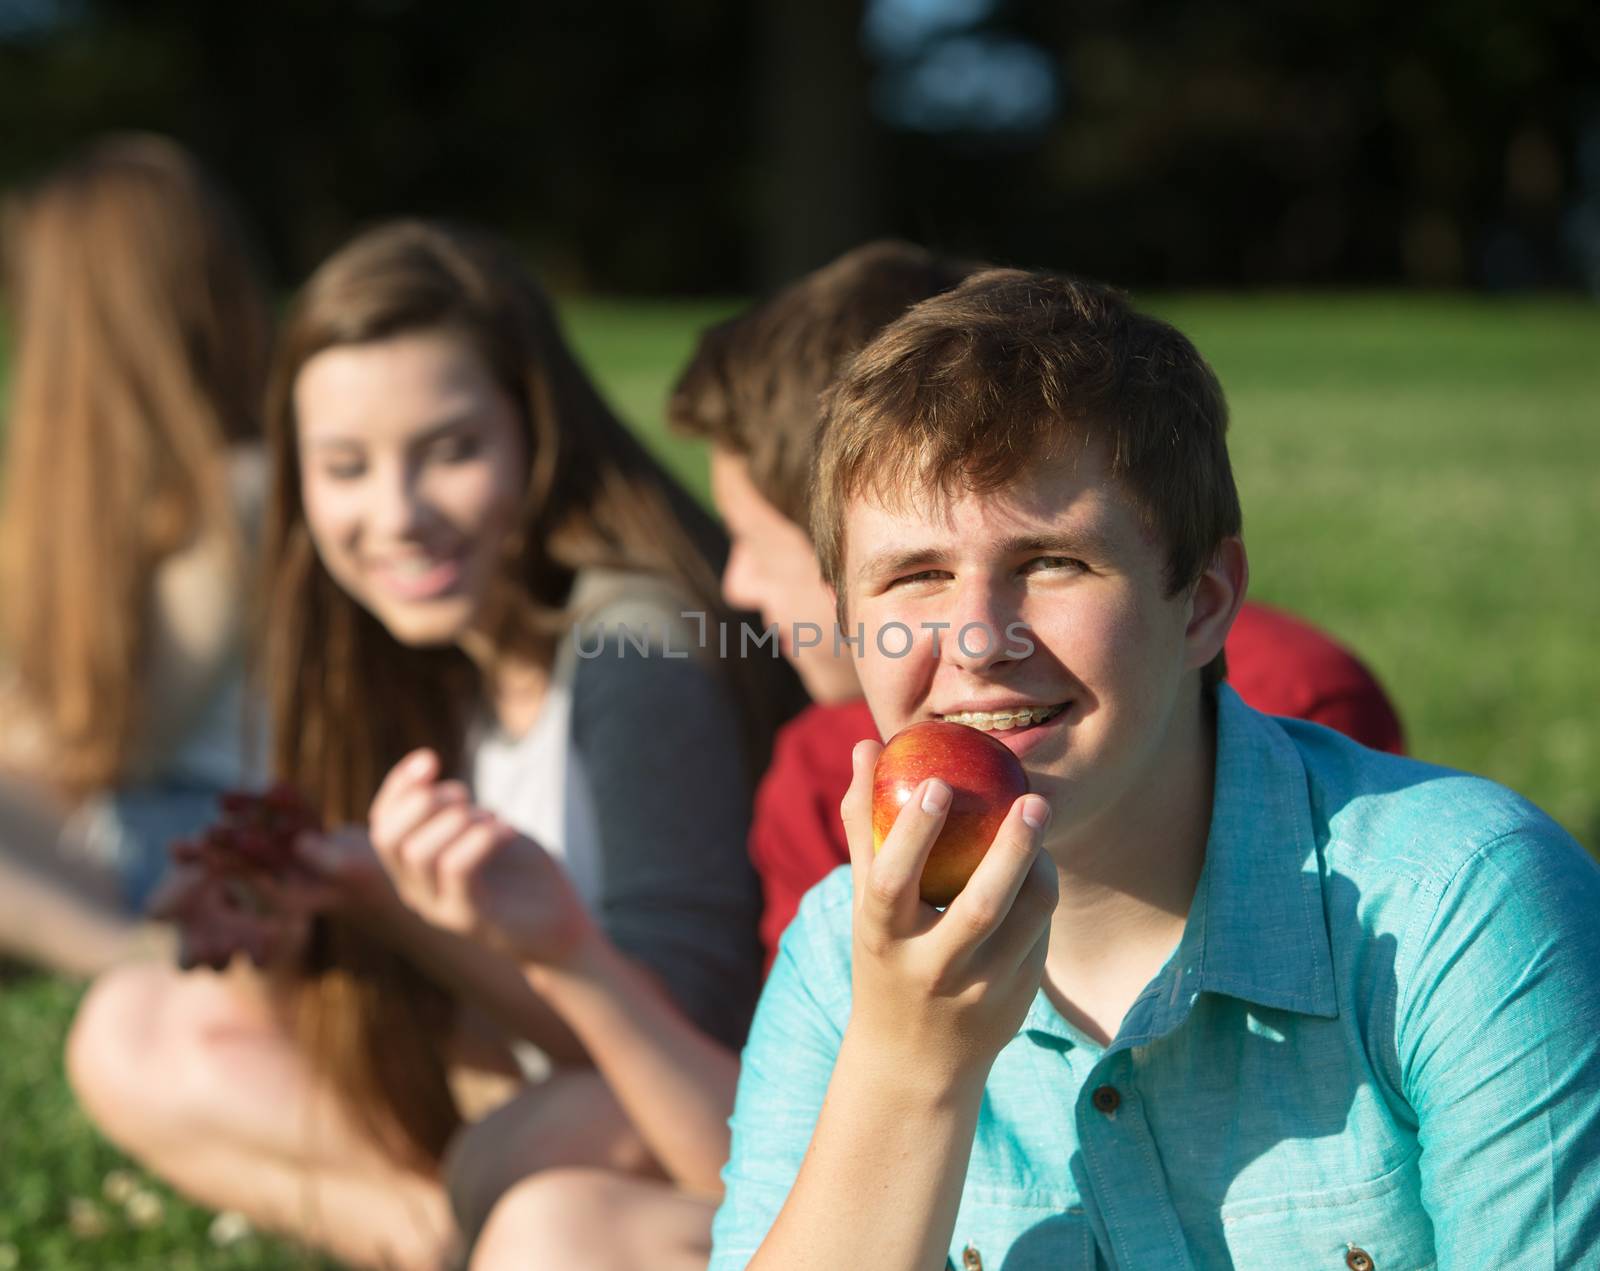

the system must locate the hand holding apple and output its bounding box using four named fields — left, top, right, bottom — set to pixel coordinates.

left=842, top=736, right=1057, bottom=1083
left=872, top=721, right=1030, bottom=906
left=368, top=748, right=596, bottom=966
